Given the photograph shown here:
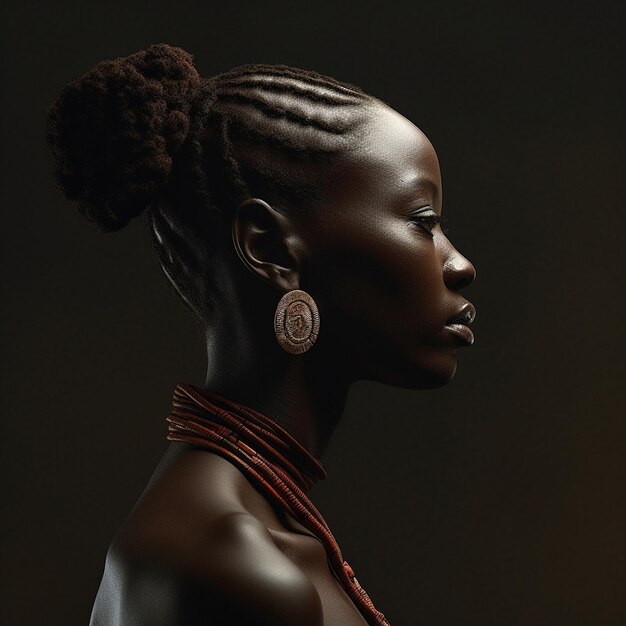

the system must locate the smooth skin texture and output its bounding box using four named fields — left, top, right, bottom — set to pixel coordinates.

left=90, top=102, right=476, bottom=625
